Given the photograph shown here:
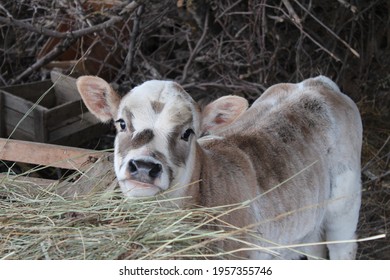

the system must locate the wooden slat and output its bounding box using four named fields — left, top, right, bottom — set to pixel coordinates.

left=49, top=114, right=107, bottom=146
left=0, top=173, right=57, bottom=188
left=34, top=107, right=48, bottom=142
left=0, top=89, right=49, bottom=117
left=5, top=108, right=35, bottom=129
left=46, top=100, right=87, bottom=127
left=0, top=138, right=108, bottom=170
left=5, top=123, right=35, bottom=141
left=1, top=152, right=116, bottom=199
left=0, top=81, right=56, bottom=108
left=0, top=174, right=58, bottom=199
left=51, top=71, right=81, bottom=103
